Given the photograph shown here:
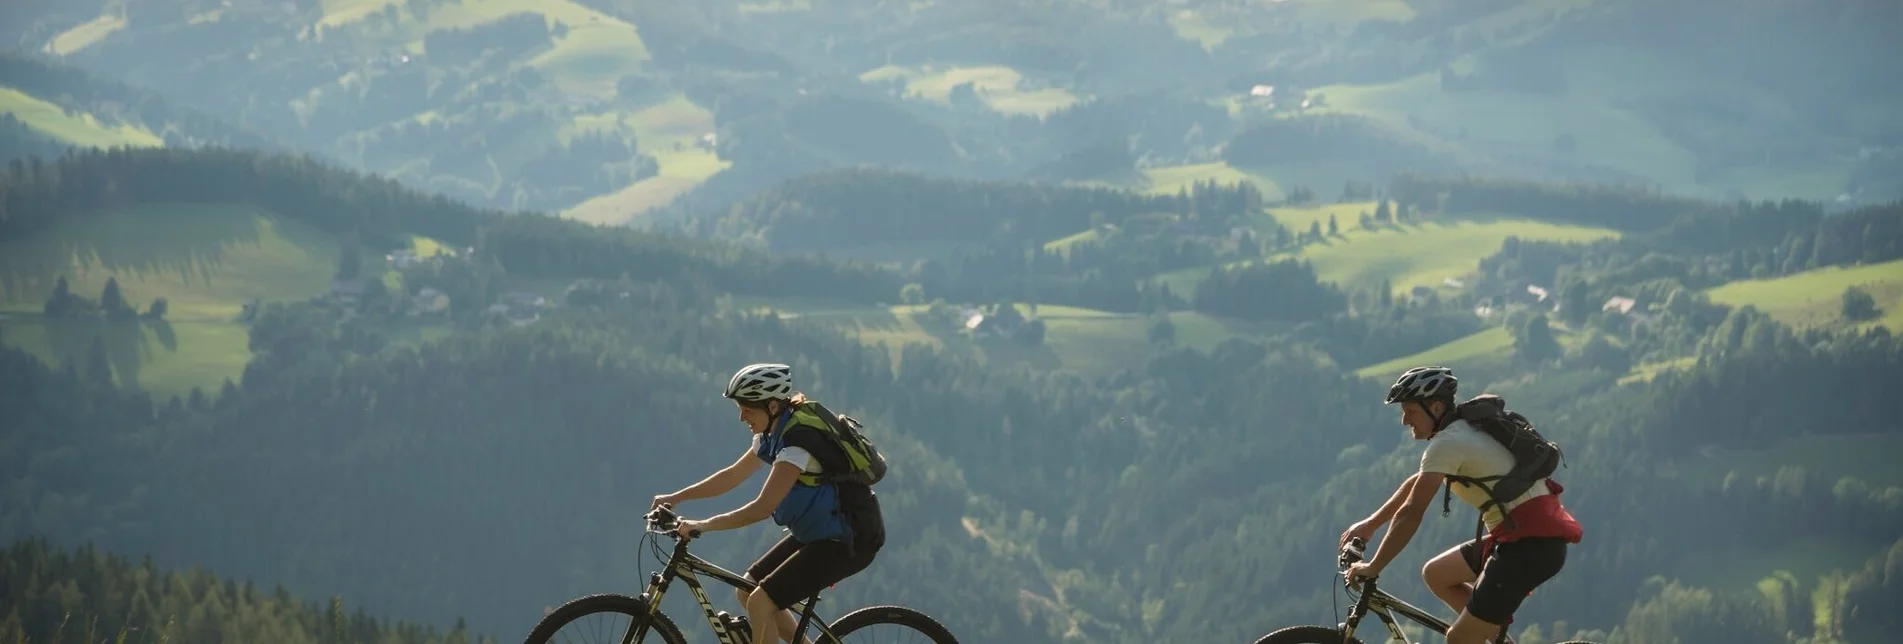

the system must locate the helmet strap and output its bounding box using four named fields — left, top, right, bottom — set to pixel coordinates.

left=1425, top=398, right=1456, bottom=434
